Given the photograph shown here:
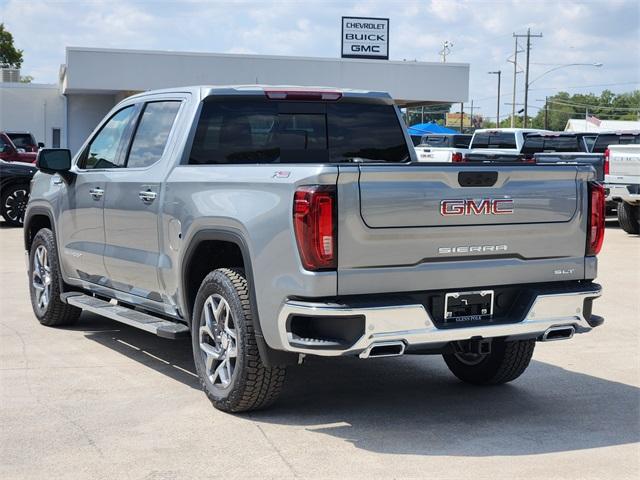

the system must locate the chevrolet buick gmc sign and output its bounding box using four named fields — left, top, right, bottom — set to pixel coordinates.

left=341, top=16, right=389, bottom=59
